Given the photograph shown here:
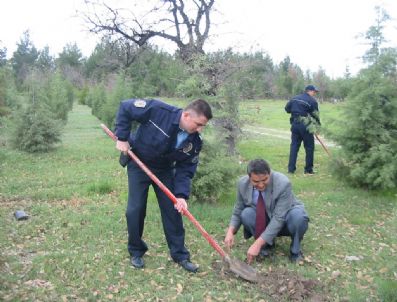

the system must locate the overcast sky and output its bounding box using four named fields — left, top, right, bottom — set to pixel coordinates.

left=1, top=0, right=396, bottom=78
